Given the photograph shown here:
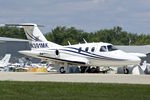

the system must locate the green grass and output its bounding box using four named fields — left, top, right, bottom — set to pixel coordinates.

left=0, top=81, right=150, bottom=100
